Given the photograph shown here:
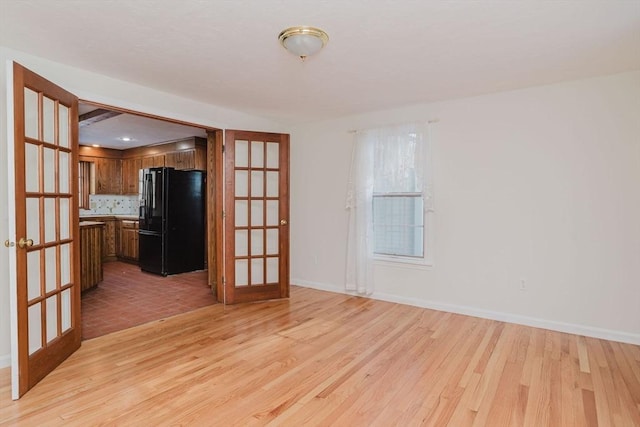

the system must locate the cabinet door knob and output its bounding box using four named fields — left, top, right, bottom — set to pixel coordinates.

left=280, top=219, right=288, bottom=226
left=4, top=240, right=15, bottom=248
